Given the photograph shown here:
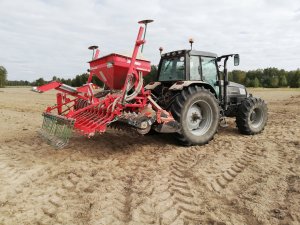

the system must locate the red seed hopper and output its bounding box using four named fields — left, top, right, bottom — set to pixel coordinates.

left=32, top=21, right=179, bottom=148
left=88, top=53, right=151, bottom=90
